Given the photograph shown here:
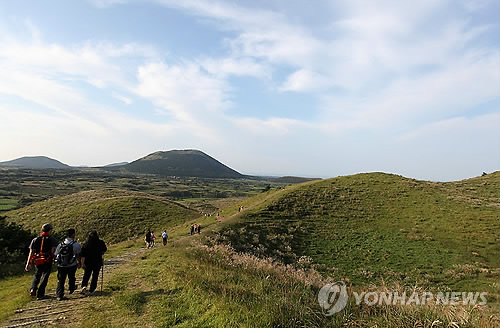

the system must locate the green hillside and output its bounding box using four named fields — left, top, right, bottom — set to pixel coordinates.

left=215, top=172, right=500, bottom=291
left=5, top=189, right=199, bottom=243
left=124, top=149, right=244, bottom=178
